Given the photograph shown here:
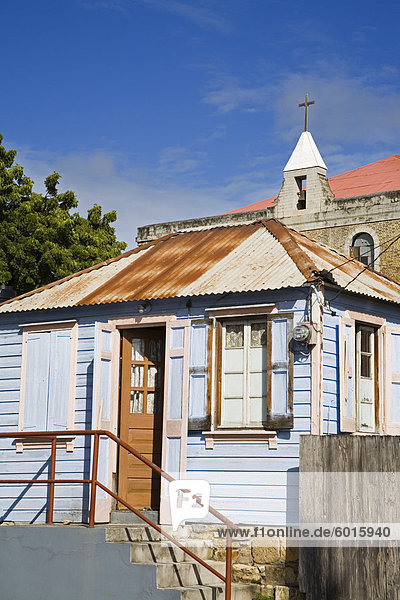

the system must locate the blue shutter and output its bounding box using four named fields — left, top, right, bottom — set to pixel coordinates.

left=23, top=332, right=51, bottom=431
left=267, top=315, right=293, bottom=429
left=47, top=330, right=72, bottom=430
left=188, top=321, right=211, bottom=431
